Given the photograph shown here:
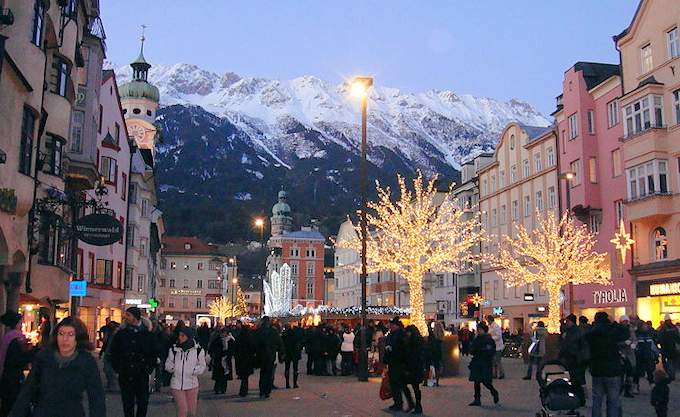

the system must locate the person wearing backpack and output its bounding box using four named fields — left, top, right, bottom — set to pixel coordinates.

left=523, top=321, right=547, bottom=380
left=165, top=327, right=206, bottom=417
